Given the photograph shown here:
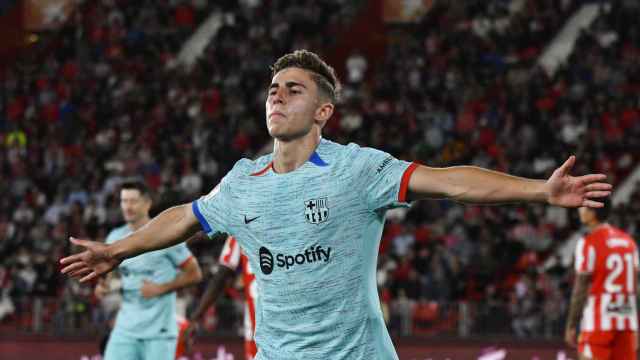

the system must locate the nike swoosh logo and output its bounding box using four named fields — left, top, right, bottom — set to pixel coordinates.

left=244, top=215, right=260, bottom=224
